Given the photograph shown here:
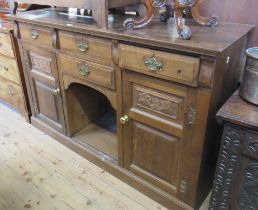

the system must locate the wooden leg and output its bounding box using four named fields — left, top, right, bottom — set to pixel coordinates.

left=190, top=0, right=218, bottom=27
left=160, top=5, right=173, bottom=22
left=174, top=9, right=192, bottom=40
left=123, top=0, right=155, bottom=30
left=8, top=0, right=18, bottom=15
